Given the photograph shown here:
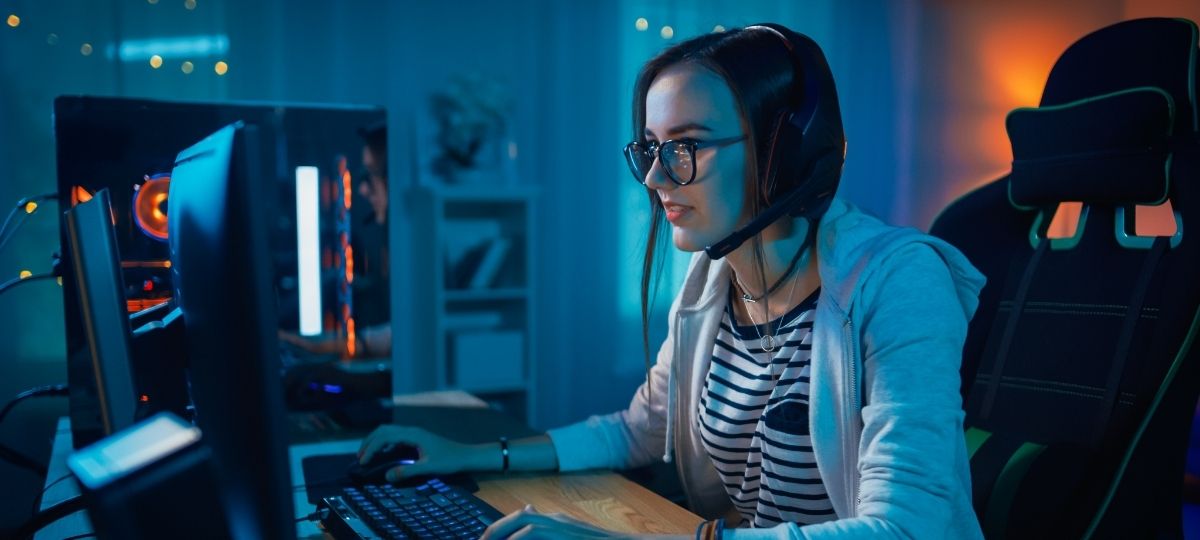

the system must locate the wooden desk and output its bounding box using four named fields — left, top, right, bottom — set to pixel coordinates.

left=476, top=472, right=701, bottom=535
